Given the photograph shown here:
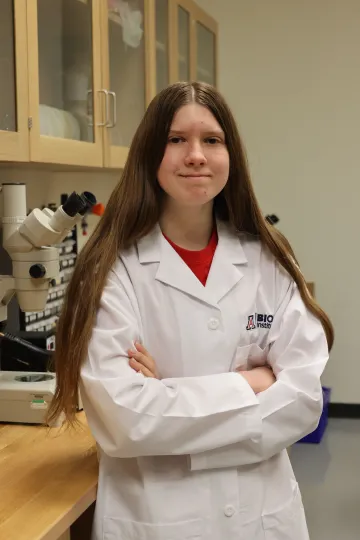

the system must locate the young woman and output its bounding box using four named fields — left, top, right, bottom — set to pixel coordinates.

left=48, top=82, right=333, bottom=540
